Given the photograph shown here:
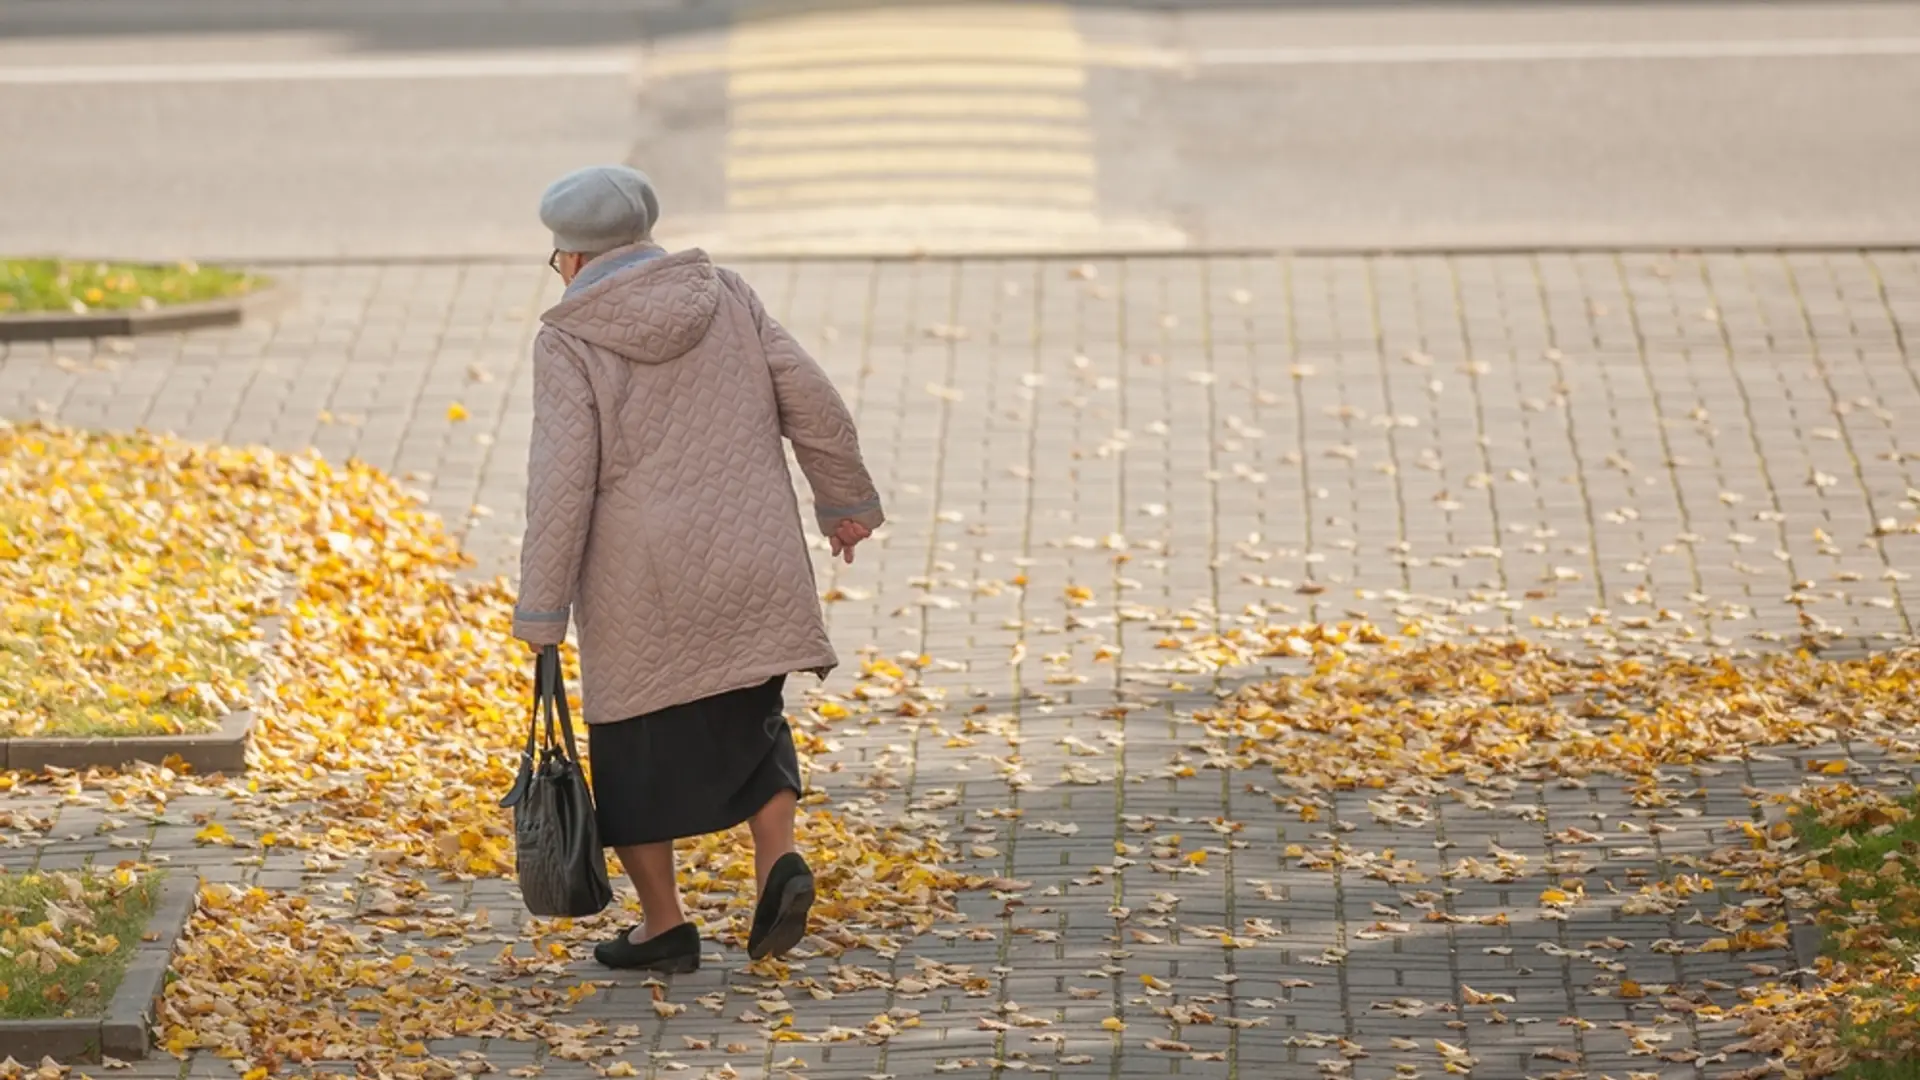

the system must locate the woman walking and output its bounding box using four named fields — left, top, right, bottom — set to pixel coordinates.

left=510, top=164, right=884, bottom=972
